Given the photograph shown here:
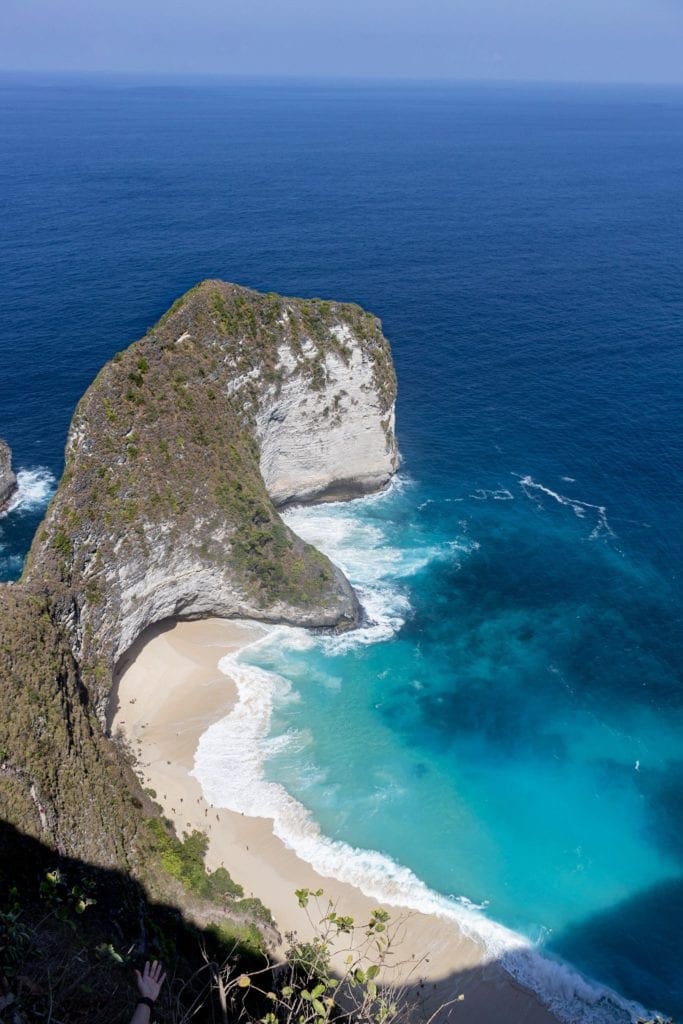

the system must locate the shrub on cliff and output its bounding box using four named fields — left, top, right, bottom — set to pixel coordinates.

left=173, top=889, right=464, bottom=1024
